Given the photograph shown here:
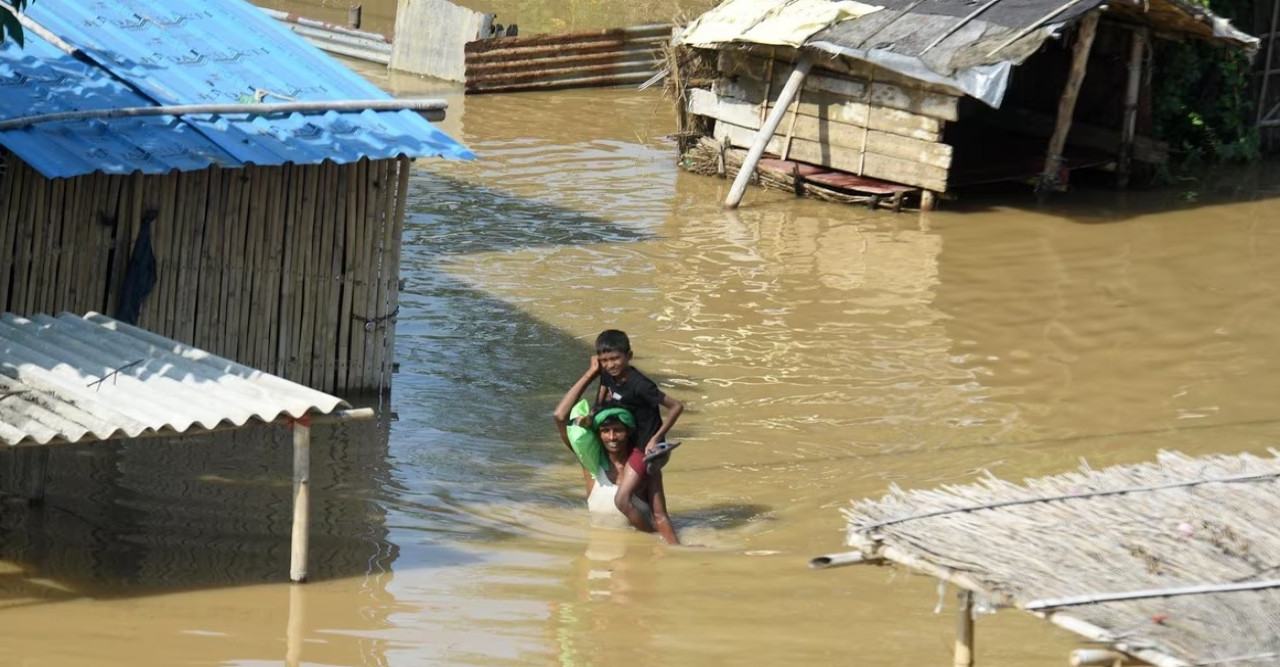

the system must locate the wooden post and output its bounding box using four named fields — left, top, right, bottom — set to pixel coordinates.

left=347, top=5, right=362, bottom=29
left=954, top=589, right=975, bottom=667
left=286, top=582, right=306, bottom=666
left=1038, top=11, right=1099, bottom=193
left=921, top=190, right=938, bottom=211
left=290, top=416, right=312, bottom=583
left=1116, top=27, right=1147, bottom=189
left=725, top=56, right=813, bottom=209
